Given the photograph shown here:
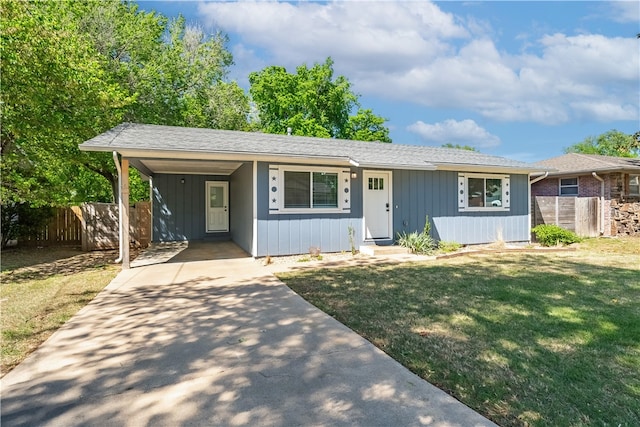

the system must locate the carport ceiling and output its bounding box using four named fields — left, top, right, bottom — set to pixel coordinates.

left=137, top=159, right=243, bottom=175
